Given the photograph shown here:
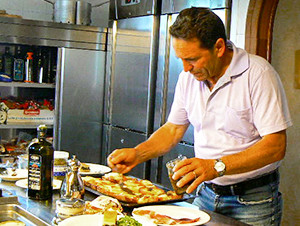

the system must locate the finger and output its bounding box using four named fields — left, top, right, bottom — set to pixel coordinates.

left=175, top=171, right=197, bottom=188
left=186, top=180, right=200, bottom=193
left=186, top=175, right=203, bottom=193
left=173, top=158, right=191, bottom=171
left=172, top=164, right=194, bottom=180
left=108, top=150, right=125, bottom=165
